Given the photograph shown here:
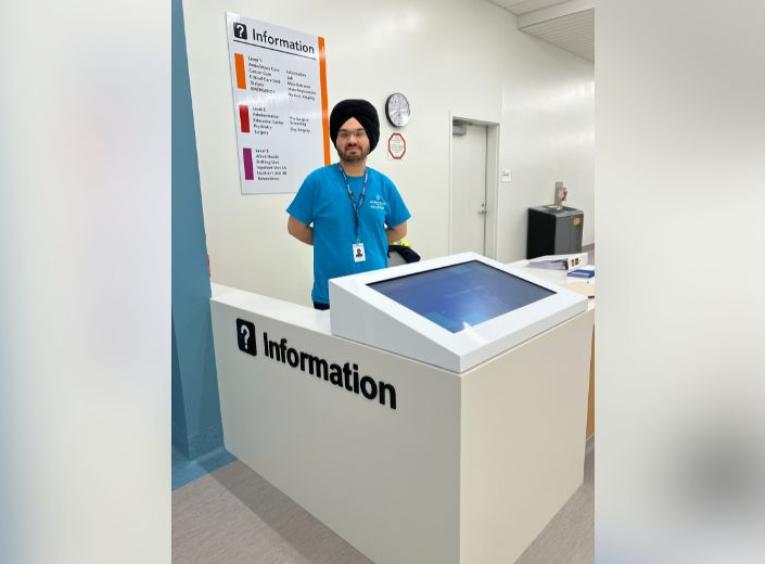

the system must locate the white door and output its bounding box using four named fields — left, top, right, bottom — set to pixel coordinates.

left=451, top=122, right=487, bottom=254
